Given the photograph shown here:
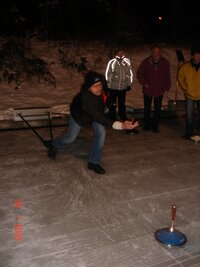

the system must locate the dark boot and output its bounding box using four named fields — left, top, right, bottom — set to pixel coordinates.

left=88, top=162, right=105, bottom=174
left=43, top=140, right=53, bottom=149
left=48, top=144, right=57, bottom=159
